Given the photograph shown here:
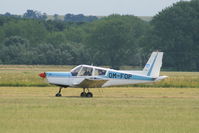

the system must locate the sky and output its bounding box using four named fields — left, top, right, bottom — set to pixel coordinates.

left=0, top=0, right=190, bottom=16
